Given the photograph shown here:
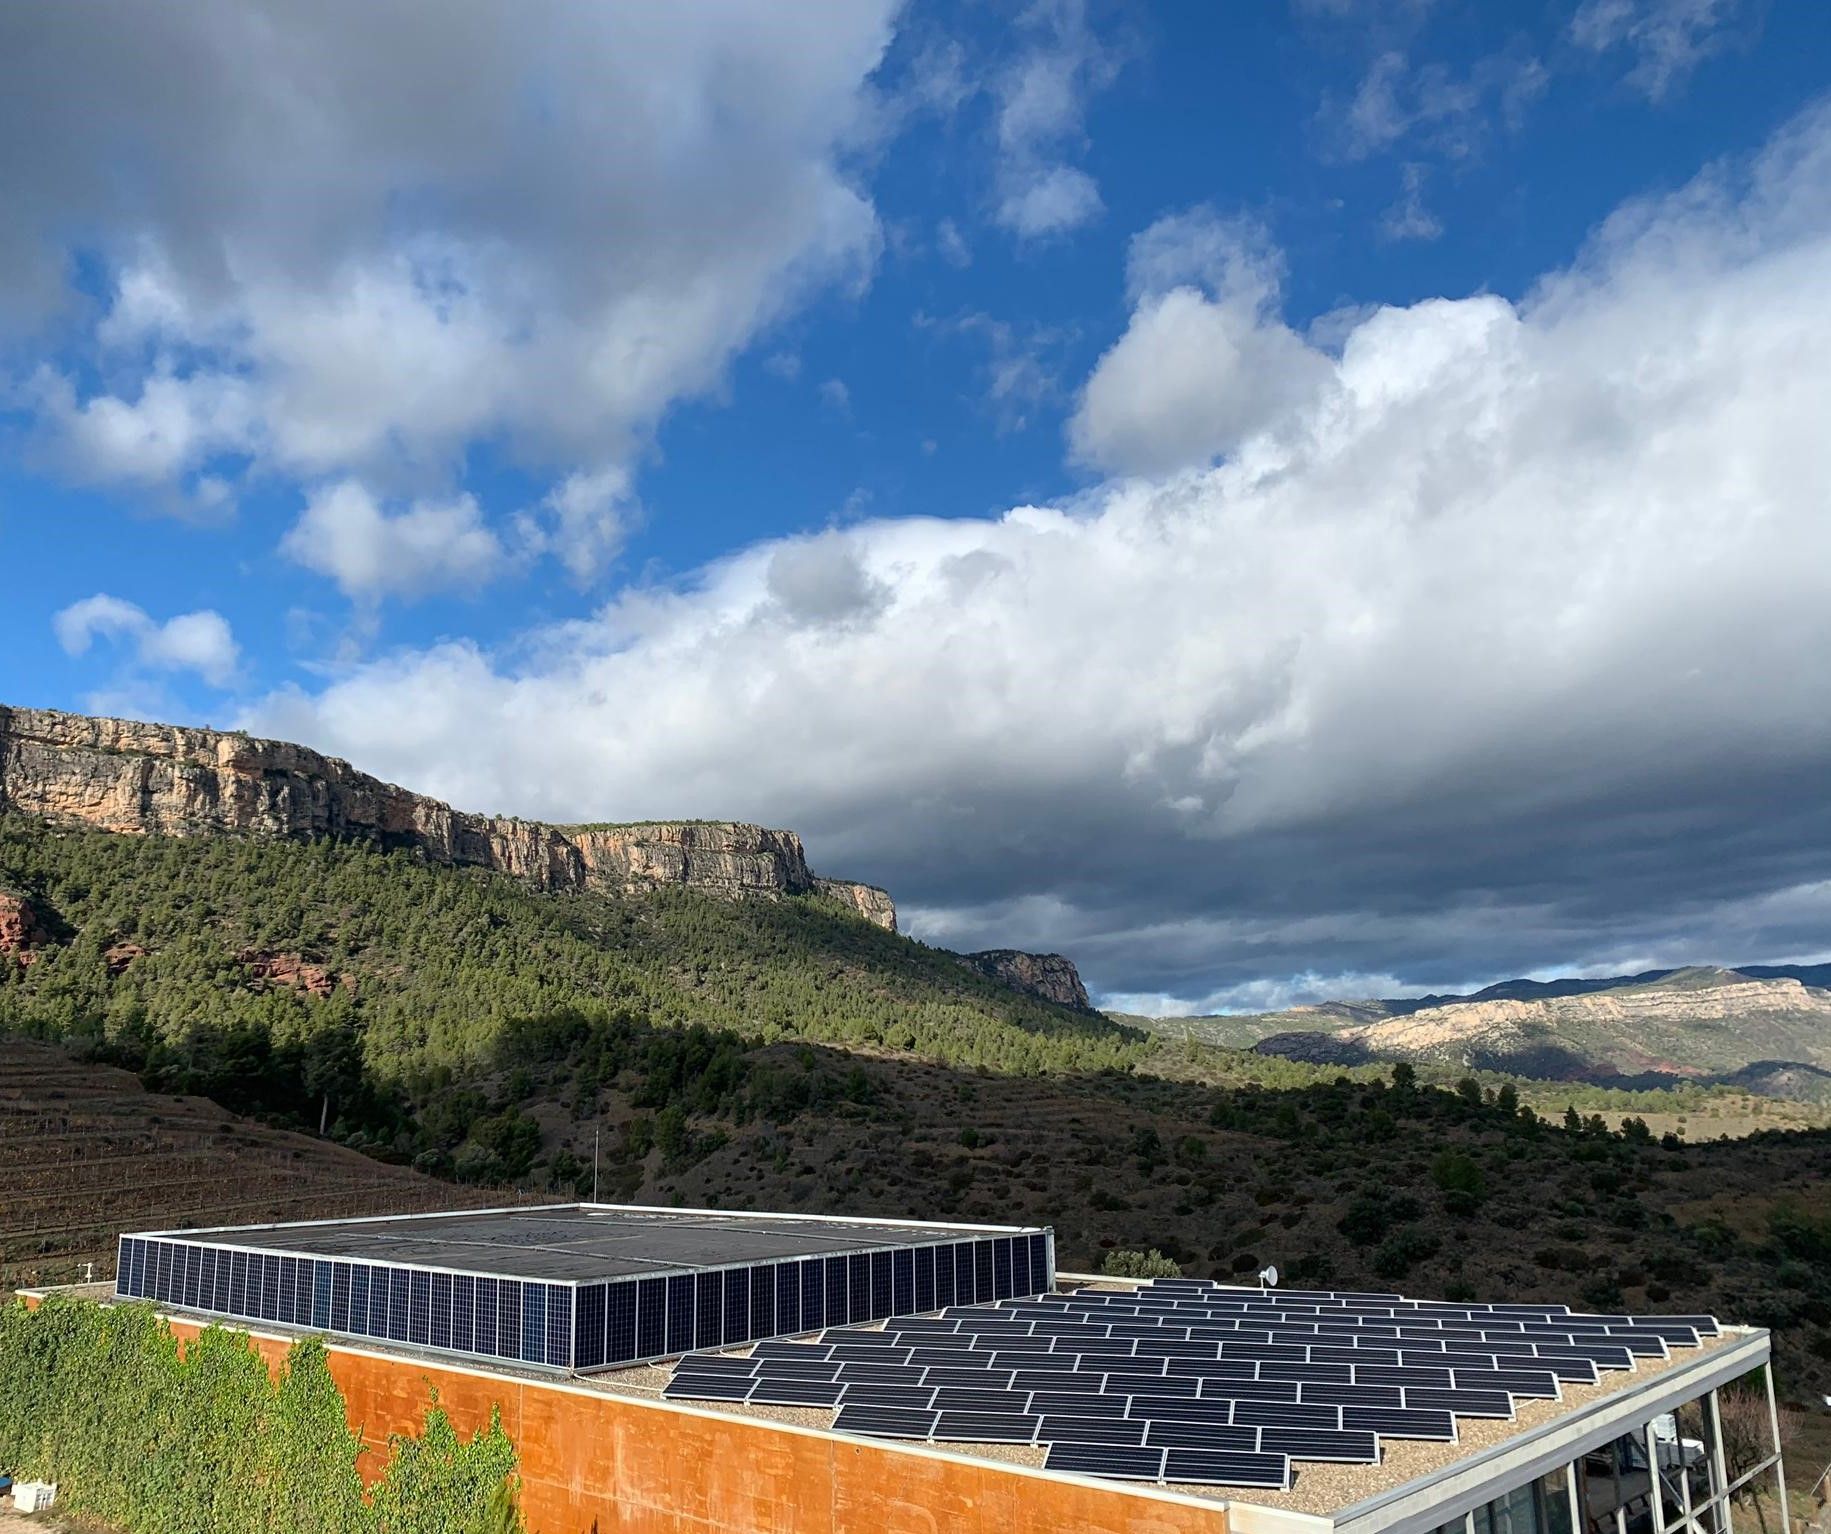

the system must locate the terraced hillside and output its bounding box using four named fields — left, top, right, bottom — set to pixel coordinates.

left=0, top=1041, right=511, bottom=1290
